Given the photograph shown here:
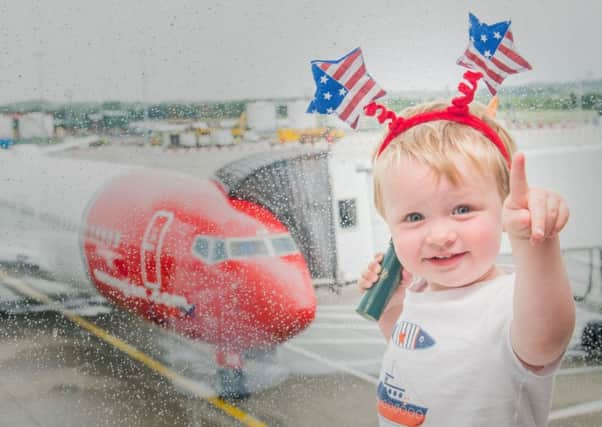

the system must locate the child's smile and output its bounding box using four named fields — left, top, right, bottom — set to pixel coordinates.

left=425, top=251, right=467, bottom=267
left=381, top=155, right=504, bottom=291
